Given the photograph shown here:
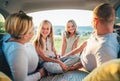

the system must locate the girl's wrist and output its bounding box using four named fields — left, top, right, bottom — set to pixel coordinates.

left=54, top=59, right=59, bottom=63
left=56, top=55, right=60, bottom=59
